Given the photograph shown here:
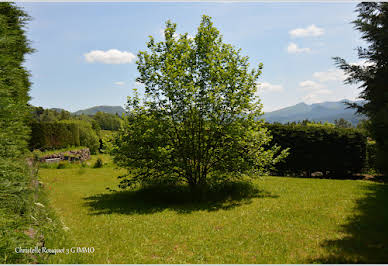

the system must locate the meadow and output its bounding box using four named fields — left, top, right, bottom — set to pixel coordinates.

left=38, top=155, right=388, bottom=264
